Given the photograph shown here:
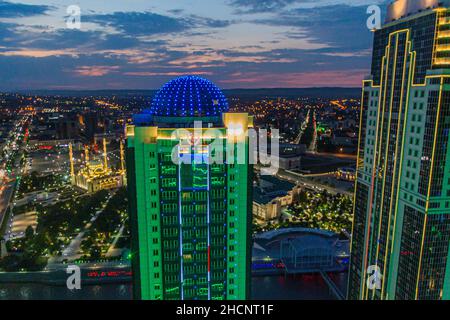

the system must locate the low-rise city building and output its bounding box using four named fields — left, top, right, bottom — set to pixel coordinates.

left=253, top=175, right=302, bottom=221
left=336, top=167, right=356, bottom=182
